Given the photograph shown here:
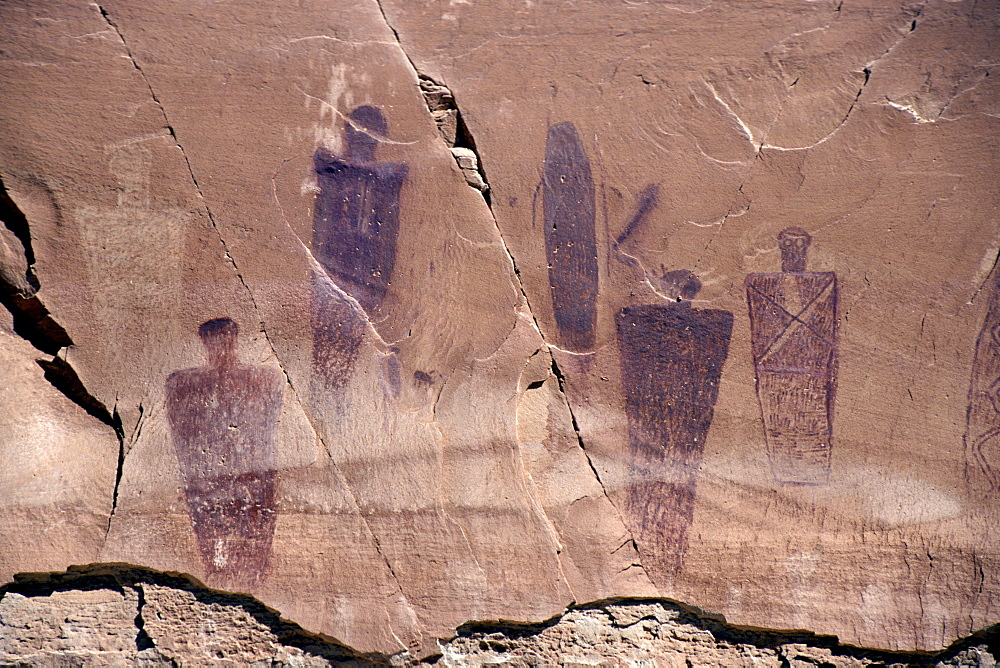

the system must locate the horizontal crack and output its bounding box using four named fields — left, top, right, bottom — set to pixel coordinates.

left=1, top=564, right=378, bottom=664
left=5, top=562, right=998, bottom=664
